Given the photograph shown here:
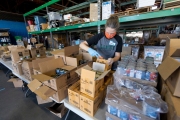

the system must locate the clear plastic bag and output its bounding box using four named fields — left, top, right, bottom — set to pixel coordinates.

left=106, top=85, right=168, bottom=120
